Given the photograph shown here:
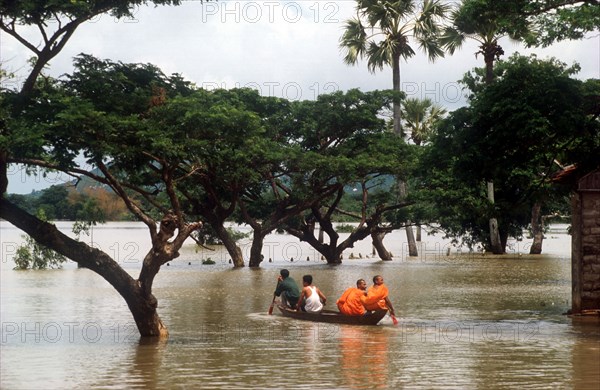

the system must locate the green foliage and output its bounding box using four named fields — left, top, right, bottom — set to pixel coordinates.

left=505, top=0, right=600, bottom=47
left=193, top=226, right=249, bottom=246
left=401, top=98, right=447, bottom=145
left=336, top=224, right=355, bottom=233
left=340, top=0, right=450, bottom=68
left=6, top=184, right=108, bottom=223
left=0, top=1, right=181, bottom=22
left=13, top=210, right=67, bottom=270
left=419, top=54, right=599, bottom=249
